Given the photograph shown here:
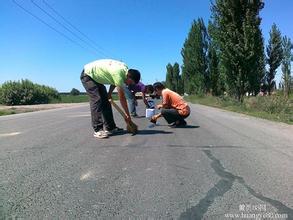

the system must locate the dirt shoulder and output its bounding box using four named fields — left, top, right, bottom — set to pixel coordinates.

left=0, top=103, right=87, bottom=115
